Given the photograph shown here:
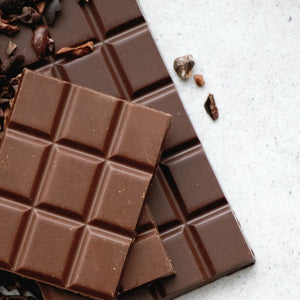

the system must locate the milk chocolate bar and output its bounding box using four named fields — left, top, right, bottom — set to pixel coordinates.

left=38, top=204, right=174, bottom=299
left=0, top=69, right=171, bottom=299
left=0, top=1, right=254, bottom=299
